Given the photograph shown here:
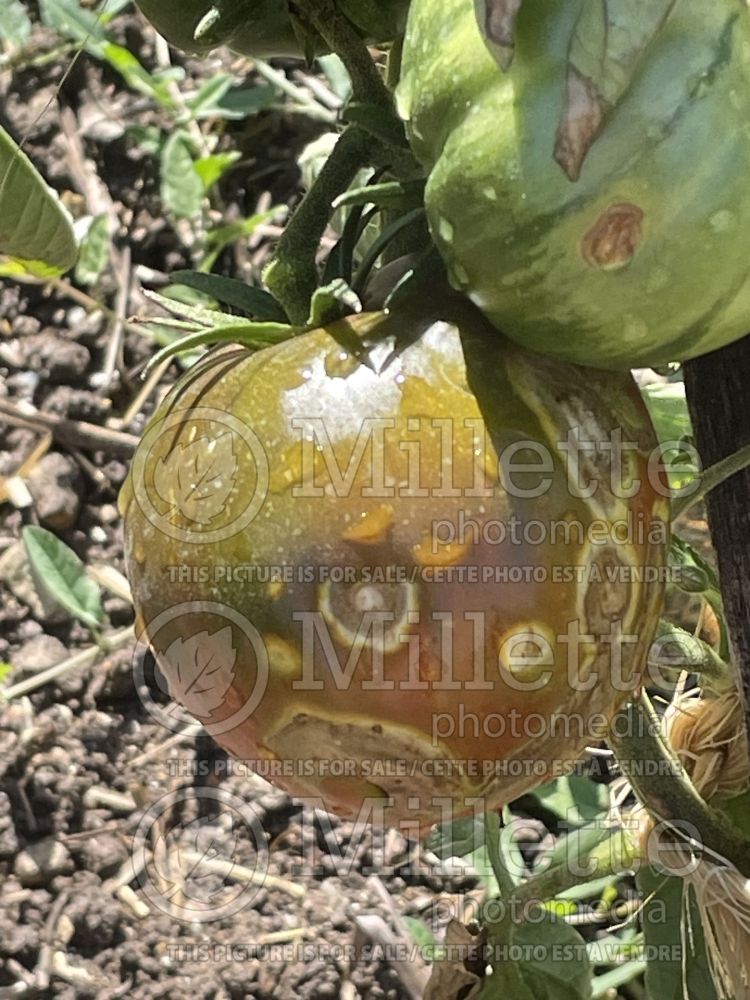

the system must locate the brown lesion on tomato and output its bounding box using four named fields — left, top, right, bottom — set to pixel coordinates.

left=264, top=634, right=301, bottom=676
left=482, top=0, right=523, bottom=69
left=264, top=711, right=468, bottom=827
left=496, top=621, right=555, bottom=687
left=555, top=70, right=609, bottom=182
left=318, top=577, right=420, bottom=654
left=581, top=202, right=645, bottom=271
left=581, top=544, right=634, bottom=633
